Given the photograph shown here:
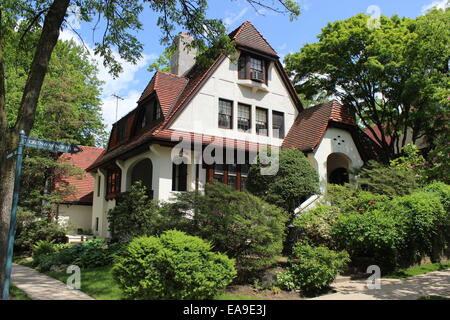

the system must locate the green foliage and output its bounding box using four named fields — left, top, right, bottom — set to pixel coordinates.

left=112, top=230, right=236, bottom=300
left=423, top=182, right=450, bottom=211
left=332, top=209, right=405, bottom=271
left=277, top=243, right=349, bottom=295
left=107, top=182, right=162, bottom=242
left=358, top=160, right=418, bottom=197
left=285, top=10, right=450, bottom=160
left=32, top=240, right=56, bottom=258
left=162, top=183, right=289, bottom=276
left=325, top=184, right=390, bottom=213
left=14, top=208, right=67, bottom=253
left=246, top=148, right=319, bottom=214
left=293, top=205, right=340, bottom=247
left=424, top=134, right=450, bottom=184
left=388, top=191, right=447, bottom=263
